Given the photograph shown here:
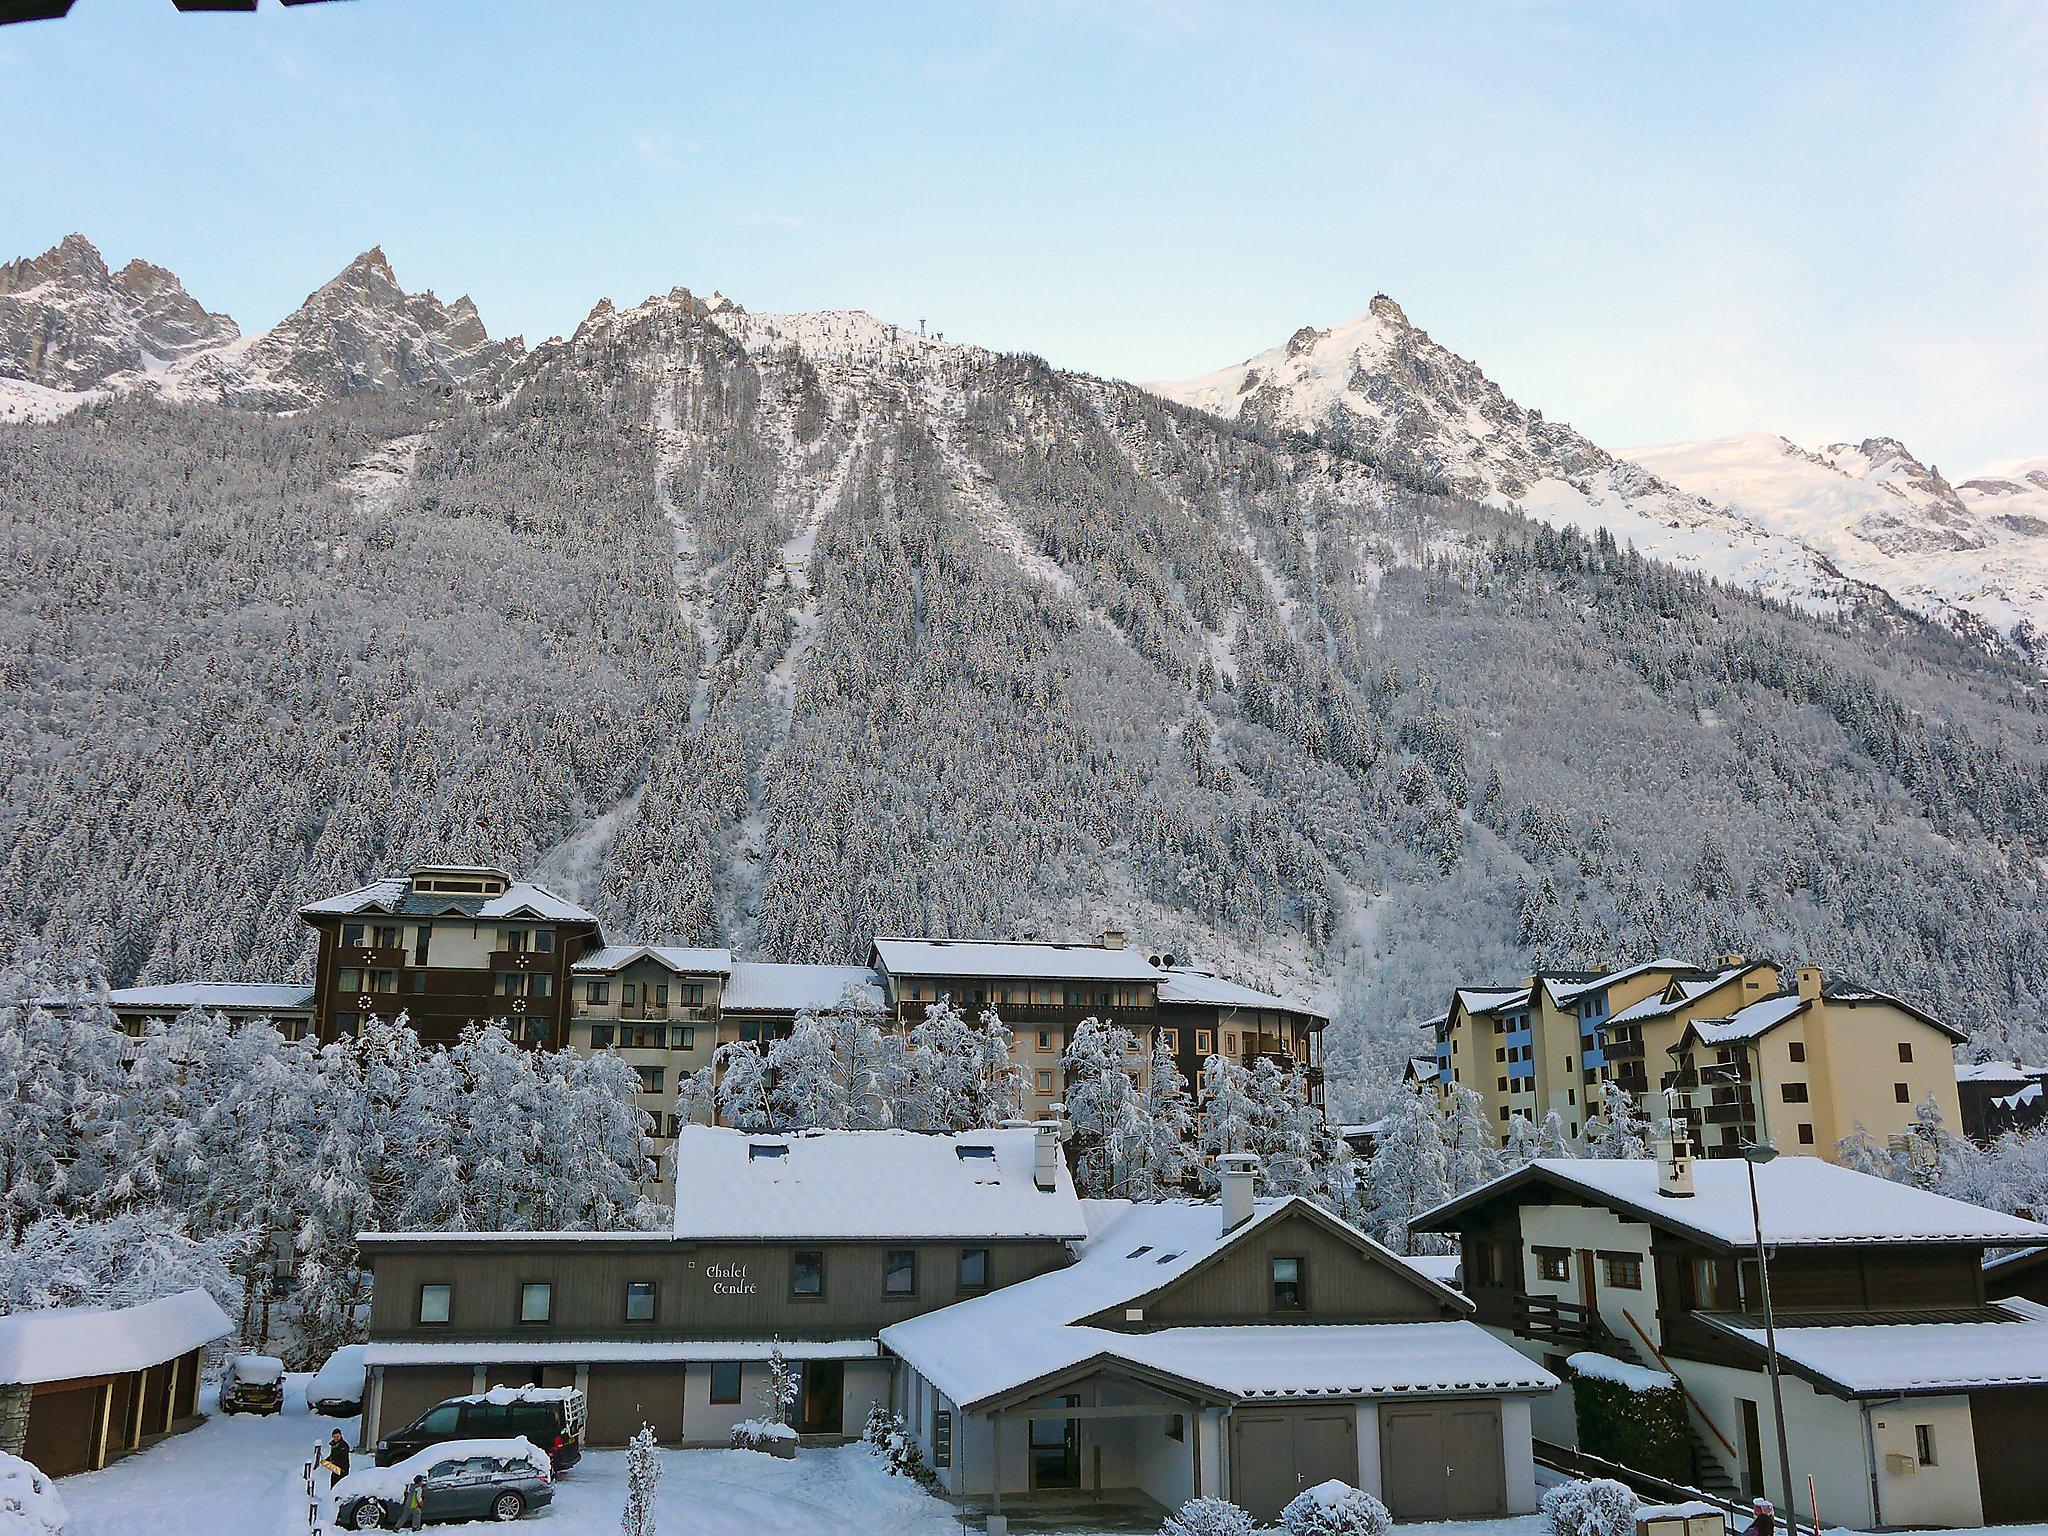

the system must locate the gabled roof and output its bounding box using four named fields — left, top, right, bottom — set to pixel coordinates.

left=571, top=944, right=733, bottom=977
left=720, top=961, right=880, bottom=1013
left=880, top=1196, right=1547, bottom=1412
left=1542, top=959, right=1690, bottom=1009
left=1412, top=1157, right=2048, bottom=1251
left=1607, top=963, right=1760, bottom=1026
left=299, top=874, right=598, bottom=924
left=1156, top=965, right=1324, bottom=1020
left=869, top=936, right=1160, bottom=984
left=669, top=1126, right=1085, bottom=1243
left=1454, top=986, right=1530, bottom=1017
left=1816, top=981, right=1966, bottom=1042
left=1959, top=1061, right=2048, bottom=1085
left=0, top=1289, right=231, bottom=1386
left=1676, top=983, right=1966, bottom=1051
left=106, top=982, right=315, bottom=1012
